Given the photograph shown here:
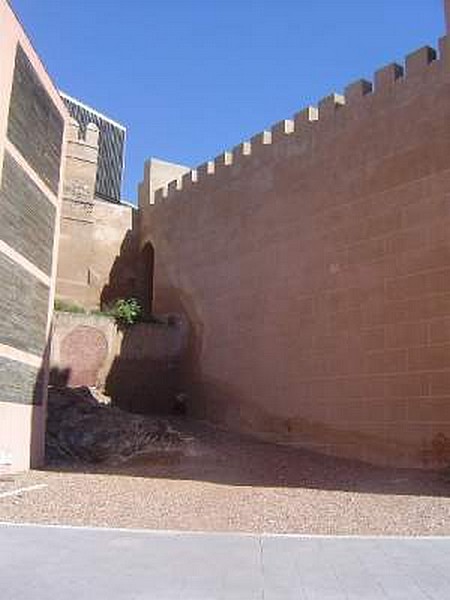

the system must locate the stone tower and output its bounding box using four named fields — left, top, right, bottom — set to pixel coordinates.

left=56, top=118, right=100, bottom=307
